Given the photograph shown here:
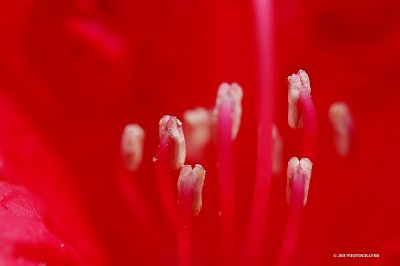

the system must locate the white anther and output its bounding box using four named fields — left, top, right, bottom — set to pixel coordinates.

left=177, top=164, right=206, bottom=216
left=121, top=124, right=145, bottom=172
left=214, top=82, right=243, bottom=139
left=287, top=157, right=313, bottom=206
left=329, top=102, right=353, bottom=157
left=298, top=70, right=311, bottom=91
left=288, top=70, right=311, bottom=129
left=183, top=107, right=212, bottom=161
left=159, top=115, right=186, bottom=169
